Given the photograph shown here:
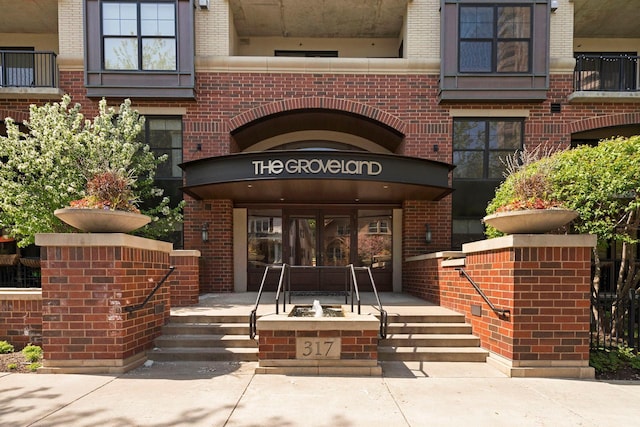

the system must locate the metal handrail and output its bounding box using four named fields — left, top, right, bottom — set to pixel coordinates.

left=348, top=264, right=388, bottom=338
left=347, top=264, right=362, bottom=314
left=274, top=264, right=289, bottom=314
left=249, top=264, right=388, bottom=339
left=250, top=264, right=288, bottom=339
left=123, top=266, right=175, bottom=314
left=456, top=268, right=510, bottom=318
